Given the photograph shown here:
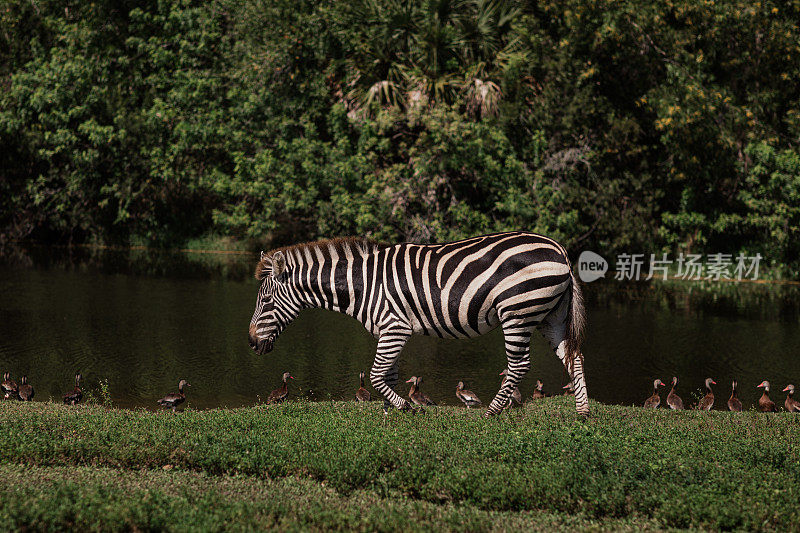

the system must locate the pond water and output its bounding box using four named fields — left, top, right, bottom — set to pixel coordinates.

left=1, top=245, right=799, bottom=410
